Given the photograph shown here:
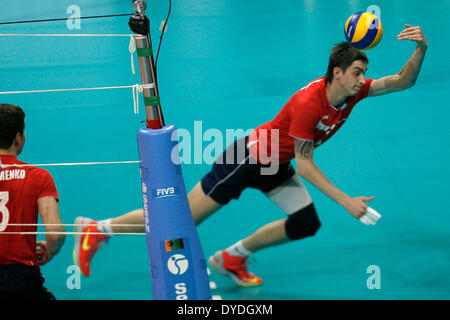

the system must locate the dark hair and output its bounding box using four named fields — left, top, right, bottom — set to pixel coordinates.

left=0, top=104, right=25, bottom=149
left=325, top=42, right=368, bottom=83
